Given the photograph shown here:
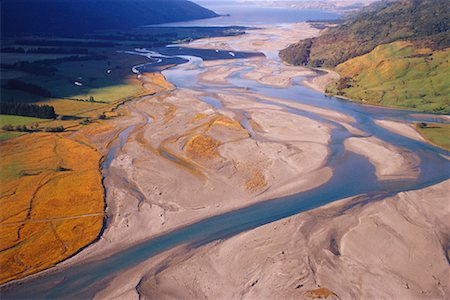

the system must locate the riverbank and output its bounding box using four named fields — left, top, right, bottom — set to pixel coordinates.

left=0, top=70, right=173, bottom=284
left=136, top=179, right=450, bottom=299
left=0, top=25, right=257, bottom=285
left=301, top=69, right=450, bottom=151
left=89, top=22, right=448, bottom=298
